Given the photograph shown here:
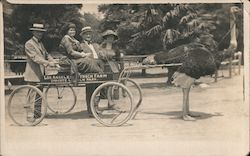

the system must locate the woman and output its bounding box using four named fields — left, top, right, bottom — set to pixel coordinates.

left=100, top=29, right=121, bottom=73
left=99, top=30, right=123, bottom=100
left=59, top=22, right=103, bottom=74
